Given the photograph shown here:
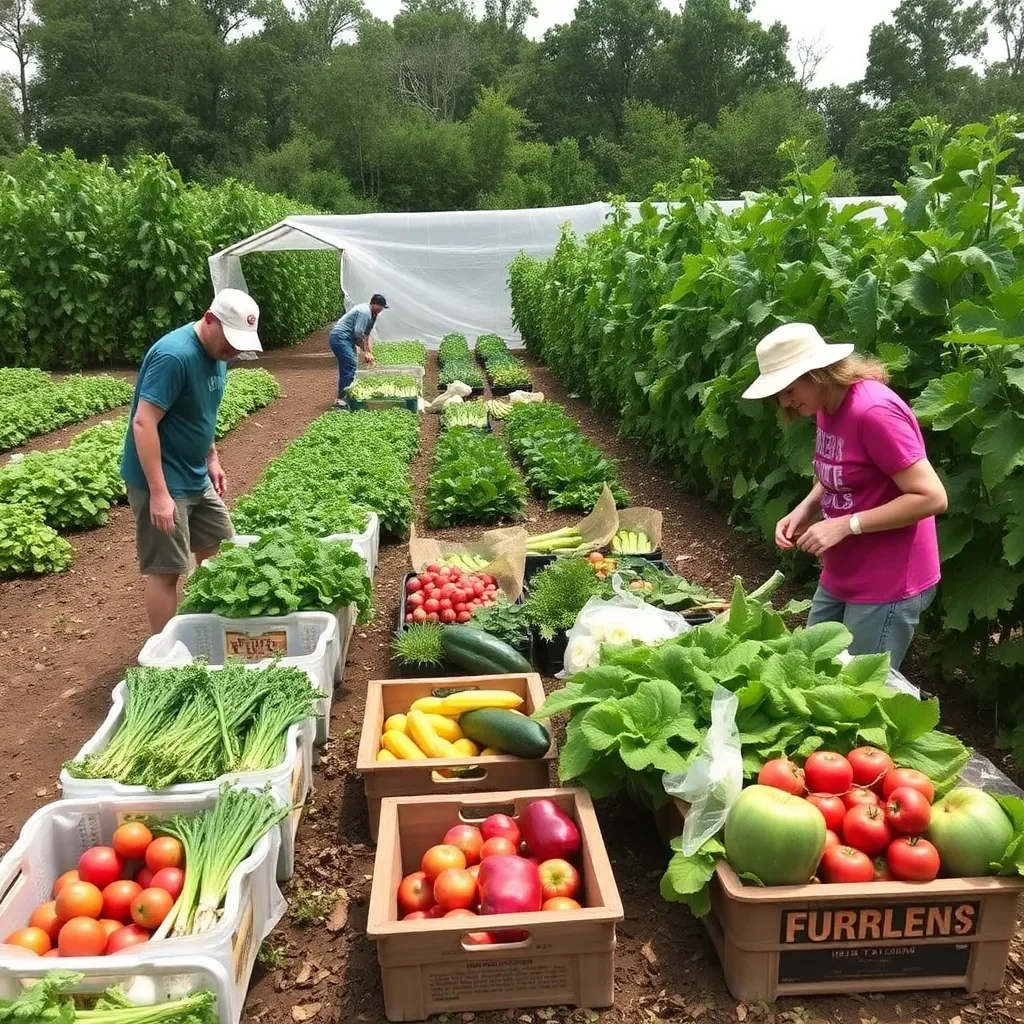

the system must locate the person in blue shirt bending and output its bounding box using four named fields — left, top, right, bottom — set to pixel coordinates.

left=121, top=289, right=262, bottom=633
left=329, top=293, right=388, bottom=408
